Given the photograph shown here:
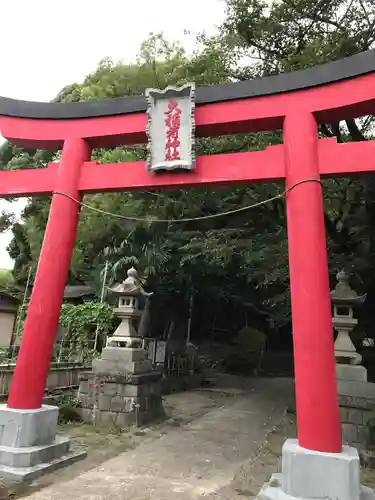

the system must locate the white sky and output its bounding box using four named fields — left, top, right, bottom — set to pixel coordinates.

left=0, top=0, right=225, bottom=269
